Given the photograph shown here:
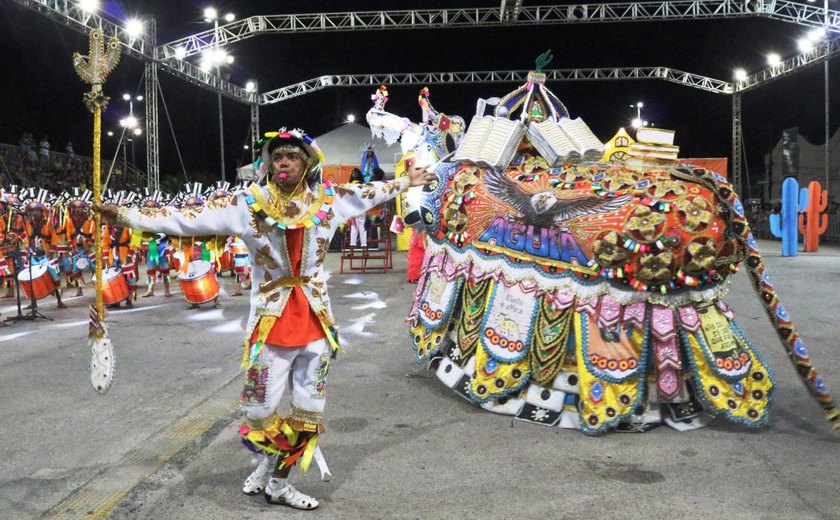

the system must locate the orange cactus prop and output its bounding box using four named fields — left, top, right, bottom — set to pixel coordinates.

left=798, top=181, right=828, bottom=252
